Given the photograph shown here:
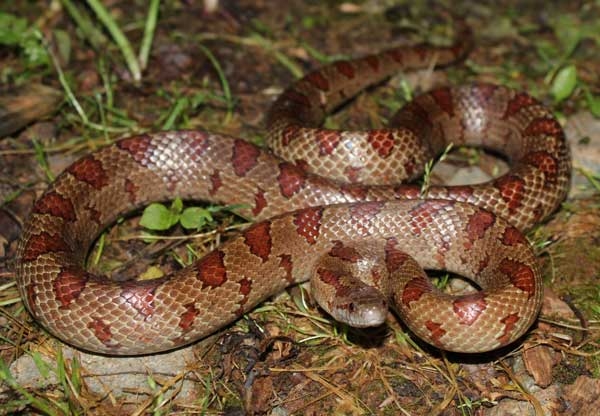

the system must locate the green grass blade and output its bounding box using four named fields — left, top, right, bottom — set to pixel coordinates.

left=60, top=0, right=107, bottom=49
left=85, top=0, right=142, bottom=82
left=197, top=43, right=234, bottom=123
left=139, top=0, right=160, bottom=70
